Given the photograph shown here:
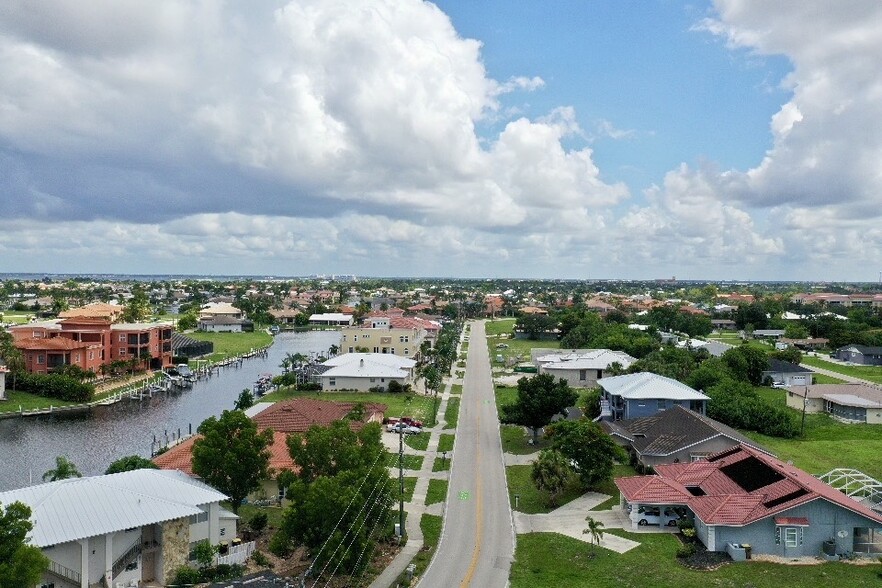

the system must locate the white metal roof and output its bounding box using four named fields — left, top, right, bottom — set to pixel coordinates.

left=0, top=469, right=228, bottom=548
left=244, top=402, right=274, bottom=418
left=597, top=372, right=709, bottom=401
left=323, top=353, right=415, bottom=369
left=541, top=349, right=636, bottom=371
